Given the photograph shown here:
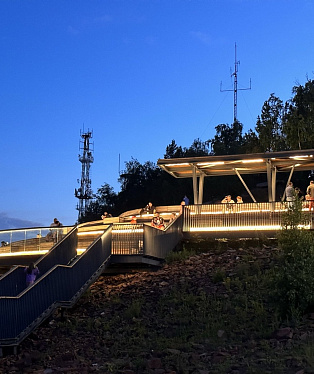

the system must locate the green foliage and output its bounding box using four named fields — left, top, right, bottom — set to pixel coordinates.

left=165, top=247, right=196, bottom=264
left=255, top=93, right=286, bottom=152
left=283, top=78, right=314, bottom=149
left=209, top=120, right=243, bottom=155
left=80, top=76, right=314, bottom=223
left=272, top=199, right=314, bottom=318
